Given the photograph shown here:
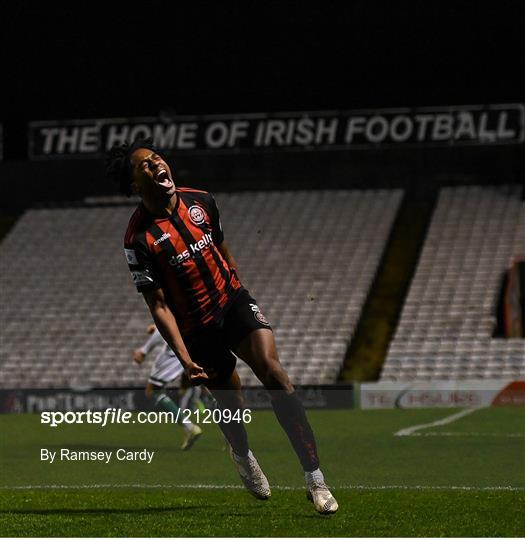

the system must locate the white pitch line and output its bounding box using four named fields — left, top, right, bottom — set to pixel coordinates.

left=395, top=407, right=484, bottom=437
left=411, top=431, right=525, bottom=438
left=0, top=483, right=523, bottom=492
